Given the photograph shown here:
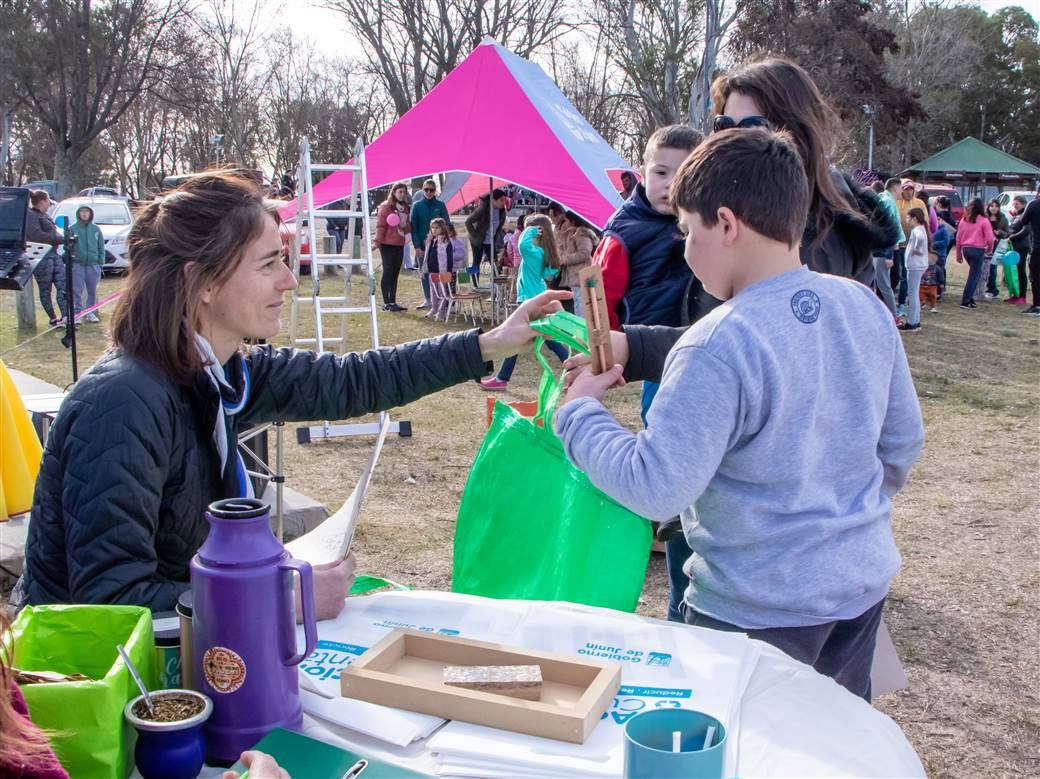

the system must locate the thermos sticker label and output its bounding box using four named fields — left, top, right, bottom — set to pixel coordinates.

left=203, top=646, right=247, bottom=694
